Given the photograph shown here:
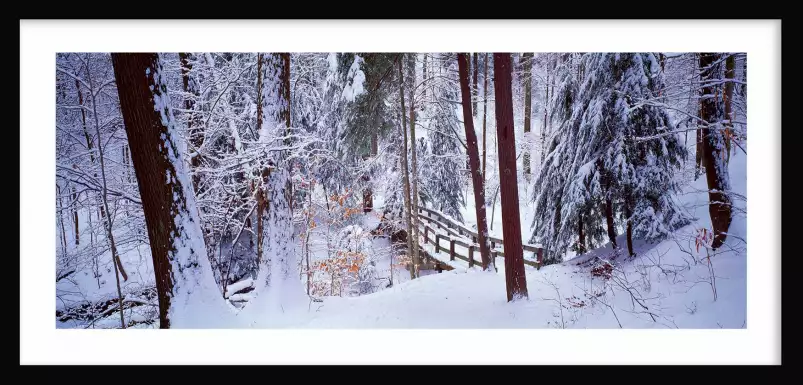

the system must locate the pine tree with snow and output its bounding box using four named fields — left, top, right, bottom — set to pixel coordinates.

left=531, top=53, right=689, bottom=262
